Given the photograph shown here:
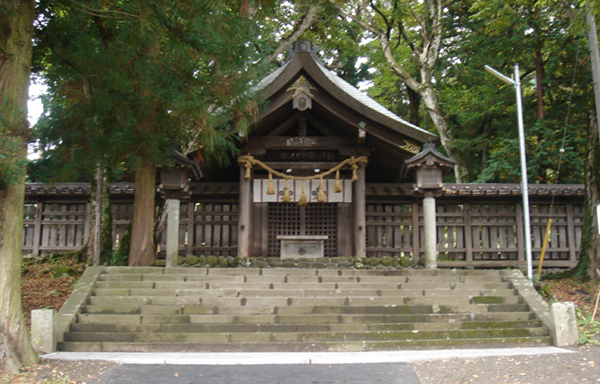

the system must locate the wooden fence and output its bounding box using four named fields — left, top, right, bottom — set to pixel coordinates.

left=365, top=183, right=585, bottom=268
left=24, top=182, right=585, bottom=268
